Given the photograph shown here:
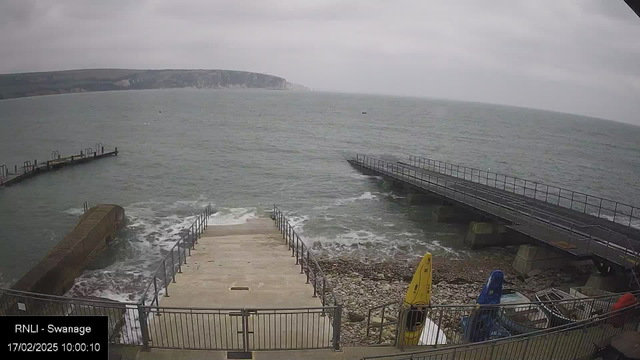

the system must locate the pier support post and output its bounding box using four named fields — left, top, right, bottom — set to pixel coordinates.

left=464, top=222, right=506, bottom=248
left=512, top=245, right=574, bottom=275
left=585, top=273, right=627, bottom=293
